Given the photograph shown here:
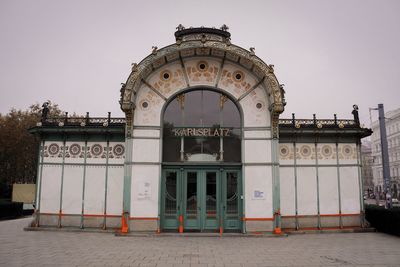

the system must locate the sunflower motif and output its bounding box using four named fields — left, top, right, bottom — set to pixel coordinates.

left=300, top=145, right=312, bottom=158
left=91, top=144, right=103, bottom=157
left=279, top=145, right=290, bottom=158
left=69, top=144, right=81, bottom=156
left=48, top=143, right=60, bottom=156
left=113, top=144, right=125, bottom=157
left=321, top=145, right=333, bottom=158
left=342, top=145, right=353, bottom=157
